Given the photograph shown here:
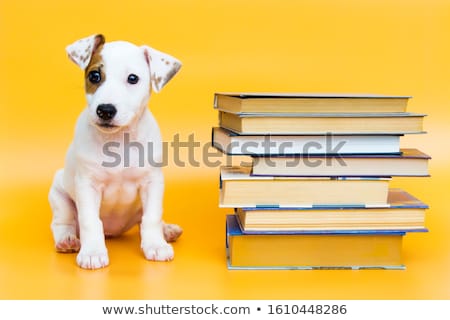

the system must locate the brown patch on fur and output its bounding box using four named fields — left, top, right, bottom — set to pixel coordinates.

left=164, top=62, right=181, bottom=84
left=151, top=74, right=162, bottom=87
left=84, top=44, right=105, bottom=94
